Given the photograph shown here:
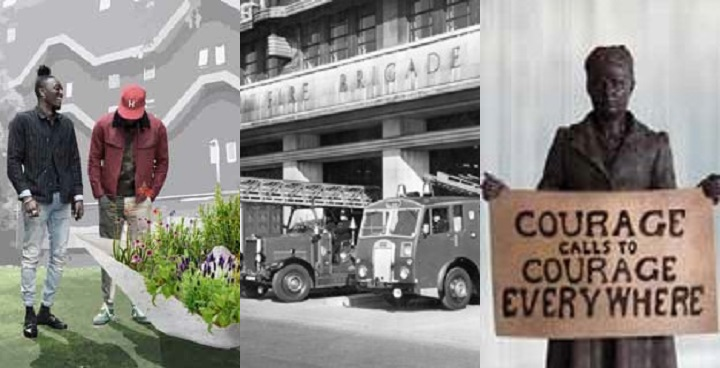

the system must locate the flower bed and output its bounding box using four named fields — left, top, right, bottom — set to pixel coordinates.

left=112, top=186, right=240, bottom=331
